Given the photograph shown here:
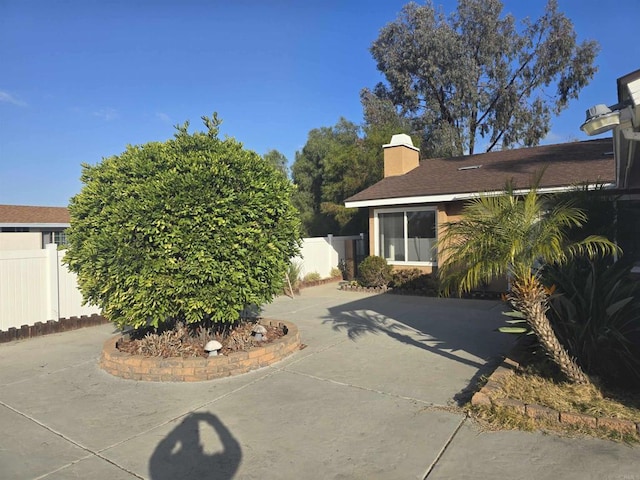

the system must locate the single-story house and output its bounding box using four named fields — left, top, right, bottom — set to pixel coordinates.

left=345, top=70, right=640, bottom=274
left=0, top=205, right=70, bottom=250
